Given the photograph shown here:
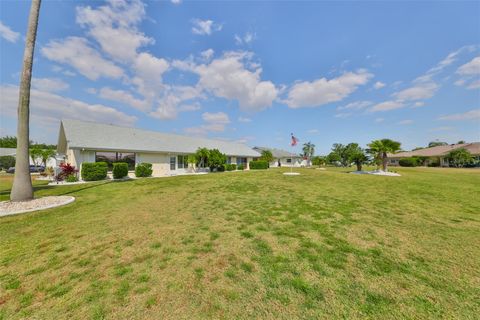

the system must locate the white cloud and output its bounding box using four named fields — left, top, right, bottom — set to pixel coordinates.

left=200, top=49, right=214, bottom=61
left=397, top=119, right=413, bottom=125
left=185, top=112, right=230, bottom=135
left=429, top=126, right=454, bottom=132
left=76, top=0, right=153, bottom=62
left=467, top=80, right=480, bottom=90
left=374, top=118, right=384, bottom=123
left=286, top=70, right=373, bottom=108
left=0, top=84, right=136, bottom=128
left=373, top=81, right=385, bottom=89
left=131, top=52, right=169, bottom=100
left=193, top=52, right=277, bottom=111
left=0, top=21, right=20, bottom=43
left=171, top=0, right=182, bottom=4
left=99, top=87, right=148, bottom=112
left=394, top=82, right=438, bottom=101
left=369, top=100, right=404, bottom=112
left=413, top=101, right=425, bottom=108
left=238, top=116, right=252, bottom=123
left=149, top=85, right=204, bottom=120
left=202, top=112, right=230, bottom=124
left=437, top=109, right=480, bottom=121
left=32, top=78, right=69, bottom=92
left=235, top=32, right=256, bottom=45
left=334, top=112, right=352, bottom=118
left=85, top=87, right=97, bottom=94
left=456, top=56, right=480, bottom=76
left=41, top=37, right=124, bottom=80
left=337, top=100, right=372, bottom=111
left=191, top=19, right=222, bottom=35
